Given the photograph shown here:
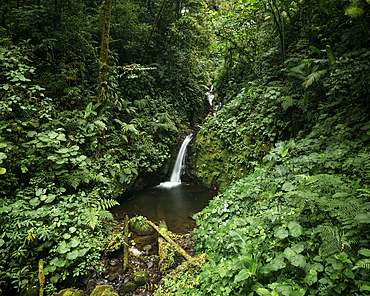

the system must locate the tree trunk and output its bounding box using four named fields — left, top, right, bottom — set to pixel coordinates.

left=147, top=220, right=192, bottom=261
left=98, top=0, right=112, bottom=117
left=122, top=215, right=129, bottom=273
